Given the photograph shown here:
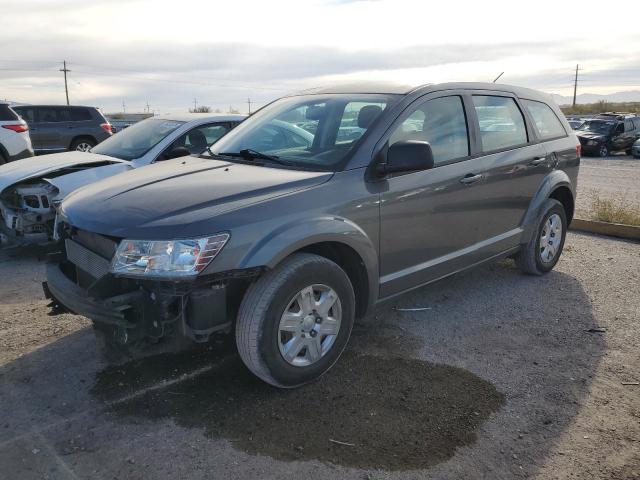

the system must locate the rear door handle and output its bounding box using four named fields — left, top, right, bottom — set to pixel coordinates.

left=529, top=156, right=546, bottom=166
left=459, top=173, right=483, bottom=185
